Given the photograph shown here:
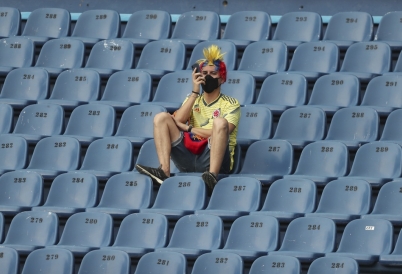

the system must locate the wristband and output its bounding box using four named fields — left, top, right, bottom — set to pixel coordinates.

left=187, top=125, right=193, bottom=132
left=192, top=91, right=200, bottom=96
